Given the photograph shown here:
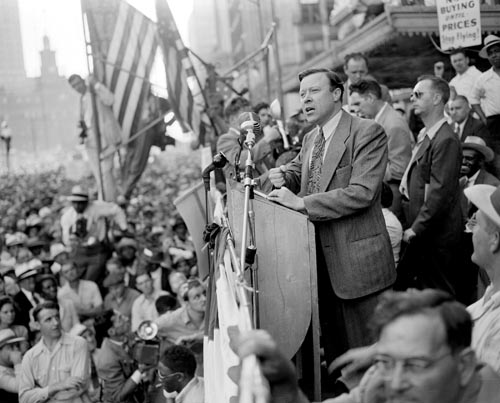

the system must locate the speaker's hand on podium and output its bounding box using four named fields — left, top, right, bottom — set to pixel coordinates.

left=267, top=187, right=306, bottom=213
